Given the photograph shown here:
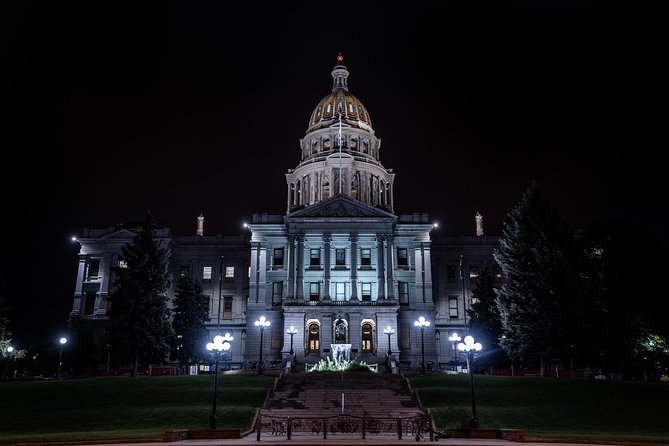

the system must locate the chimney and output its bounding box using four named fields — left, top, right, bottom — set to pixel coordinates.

left=196, top=213, right=204, bottom=236
left=475, top=212, right=484, bottom=236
